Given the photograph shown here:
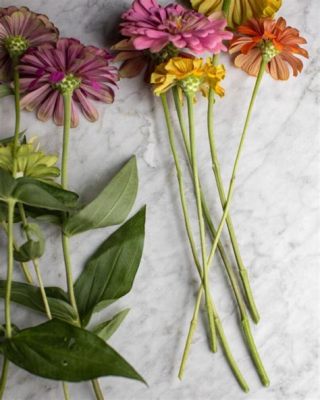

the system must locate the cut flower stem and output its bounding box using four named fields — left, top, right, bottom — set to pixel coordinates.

left=186, top=93, right=216, bottom=353
left=172, top=84, right=269, bottom=386
left=202, top=59, right=269, bottom=386
left=208, top=83, right=260, bottom=323
left=160, top=94, right=249, bottom=392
